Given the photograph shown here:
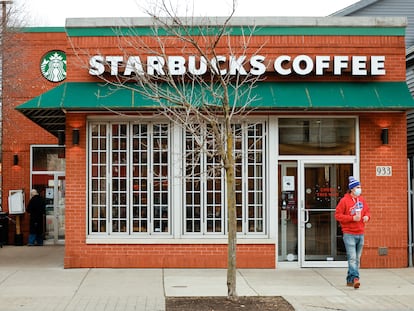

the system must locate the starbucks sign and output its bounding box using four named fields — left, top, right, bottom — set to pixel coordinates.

left=40, top=51, right=67, bottom=82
